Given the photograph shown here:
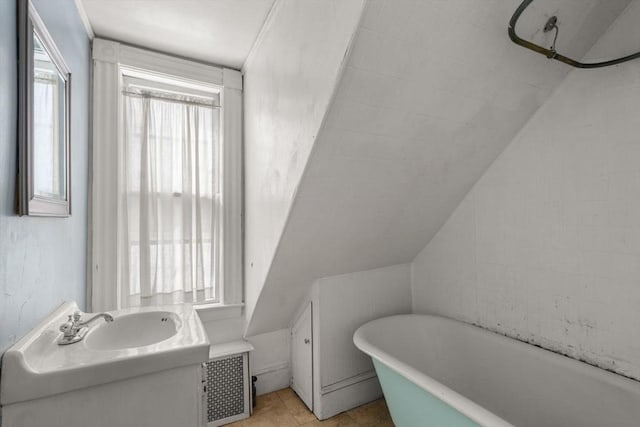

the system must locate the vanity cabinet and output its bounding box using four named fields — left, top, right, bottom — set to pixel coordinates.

left=1, top=364, right=203, bottom=427
left=0, top=302, right=210, bottom=427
